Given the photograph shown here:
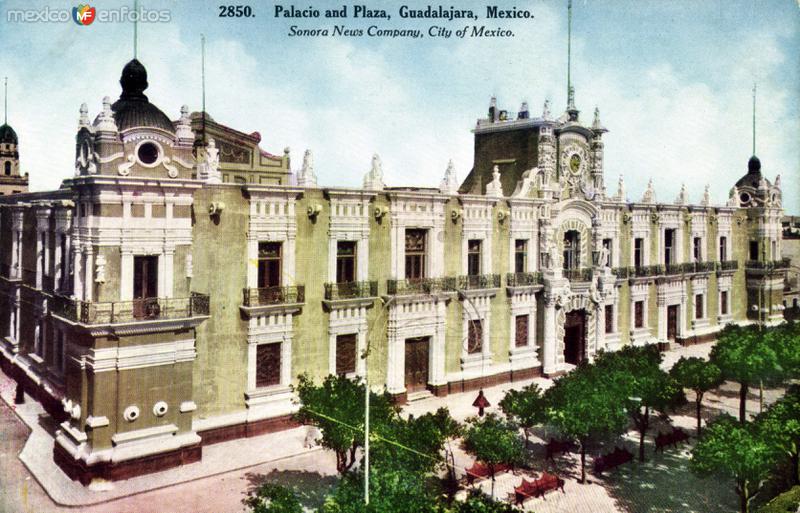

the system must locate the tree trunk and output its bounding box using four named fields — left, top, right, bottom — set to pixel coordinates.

left=739, top=382, right=749, bottom=423
left=638, top=406, right=650, bottom=463
left=579, top=440, right=587, bottom=484
left=737, top=479, right=750, bottom=513
left=793, top=451, right=799, bottom=486
left=523, top=428, right=530, bottom=448
left=695, top=392, right=703, bottom=436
